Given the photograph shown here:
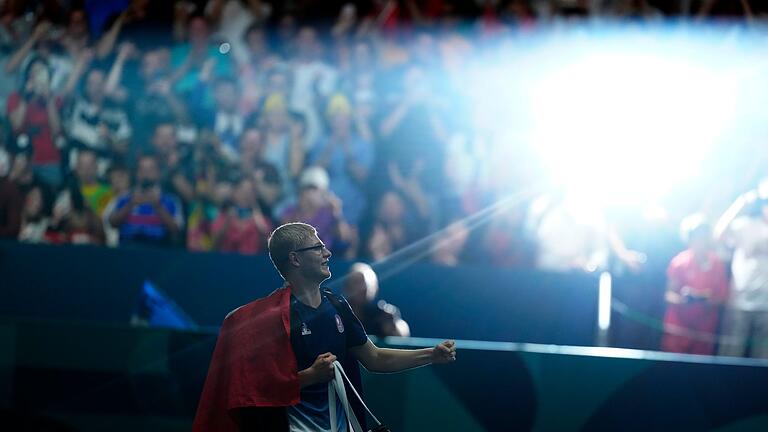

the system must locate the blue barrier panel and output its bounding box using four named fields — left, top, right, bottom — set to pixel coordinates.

left=0, top=241, right=599, bottom=346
